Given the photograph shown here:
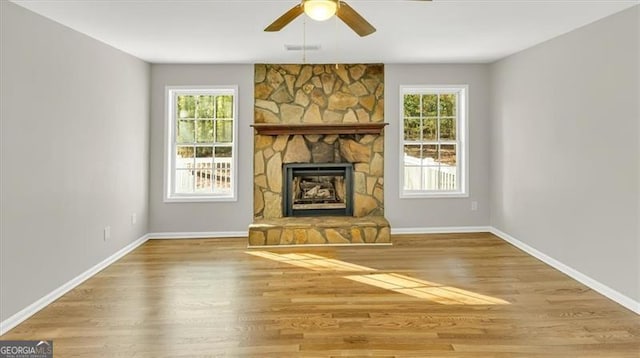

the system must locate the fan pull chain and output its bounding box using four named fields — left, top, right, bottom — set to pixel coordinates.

left=302, top=16, right=307, bottom=64
left=333, top=16, right=340, bottom=70
left=334, top=15, right=339, bottom=69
